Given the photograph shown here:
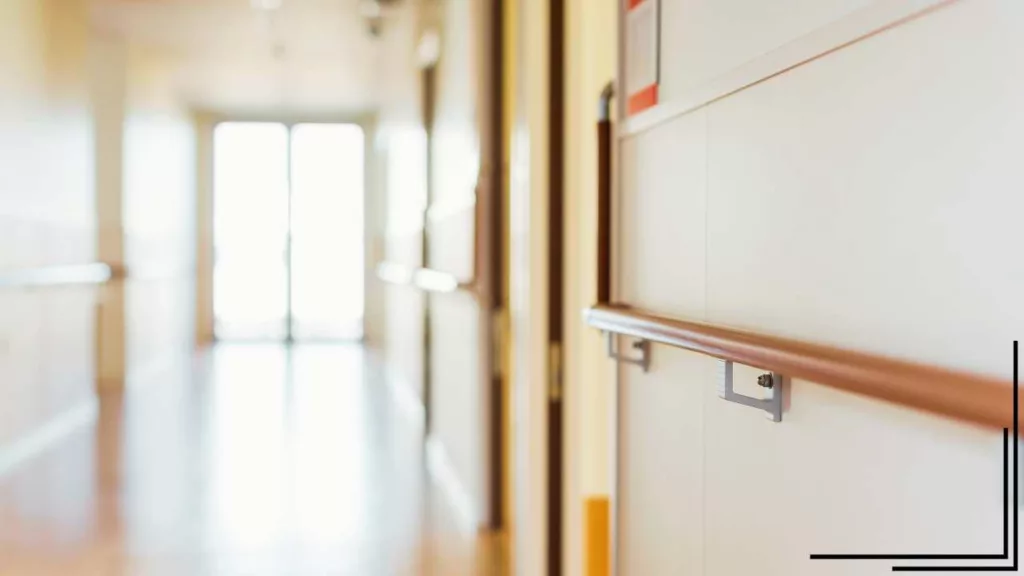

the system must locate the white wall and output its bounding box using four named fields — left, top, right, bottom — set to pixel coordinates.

left=378, top=1, right=429, bottom=405
left=615, top=0, right=1021, bottom=573
left=659, top=0, right=872, bottom=99
left=0, top=0, right=98, bottom=448
left=426, top=0, right=492, bottom=530
left=0, top=5, right=195, bottom=448
left=122, top=78, right=197, bottom=384
left=94, top=39, right=198, bottom=390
